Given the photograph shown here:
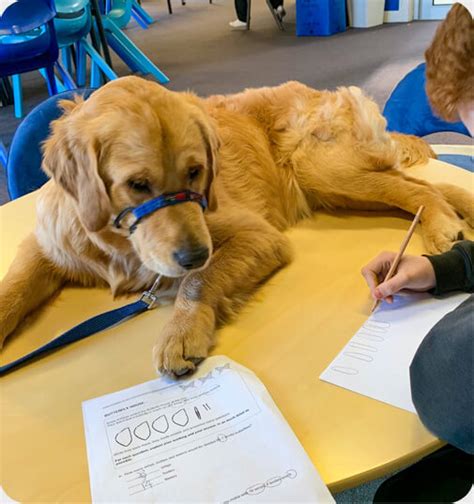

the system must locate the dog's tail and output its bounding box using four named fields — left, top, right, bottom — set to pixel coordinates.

left=390, top=132, right=437, bottom=168
left=339, top=87, right=435, bottom=170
